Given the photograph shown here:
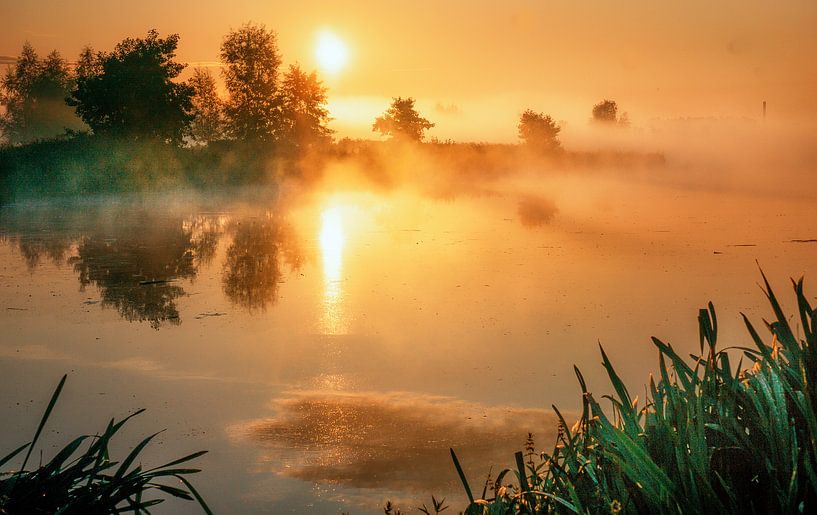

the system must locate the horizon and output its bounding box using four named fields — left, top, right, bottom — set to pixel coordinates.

left=2, top=0, right=816, bottom=141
